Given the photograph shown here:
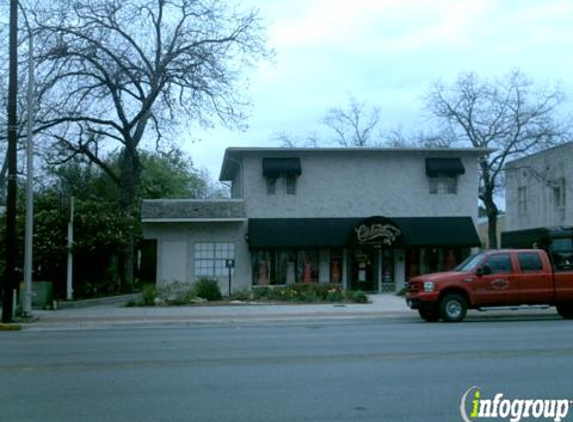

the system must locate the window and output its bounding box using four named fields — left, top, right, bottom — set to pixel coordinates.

left=286, top=176, right=297, bottom=195
left=266, top=176, right=297, bottom=195
left=518, top=253, right=543, bottom=272
left=429, top=177, right=457, bottom=194
left=194, top=242, right=235, bottom=277
left=553, top=178, right=566, bottom=209
left=483, top=254, right=512, bottom=274
left=252, top=250, right=317, bottom=285
left=266, top=178, right=276, bottom=195
left=518, top=186, right=527, bottom=215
